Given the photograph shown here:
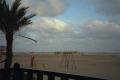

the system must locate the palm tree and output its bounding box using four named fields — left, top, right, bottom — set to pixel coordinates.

left=0, top=34, right=37, bottom=64
left=0, top=0, right=35, bottom=70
